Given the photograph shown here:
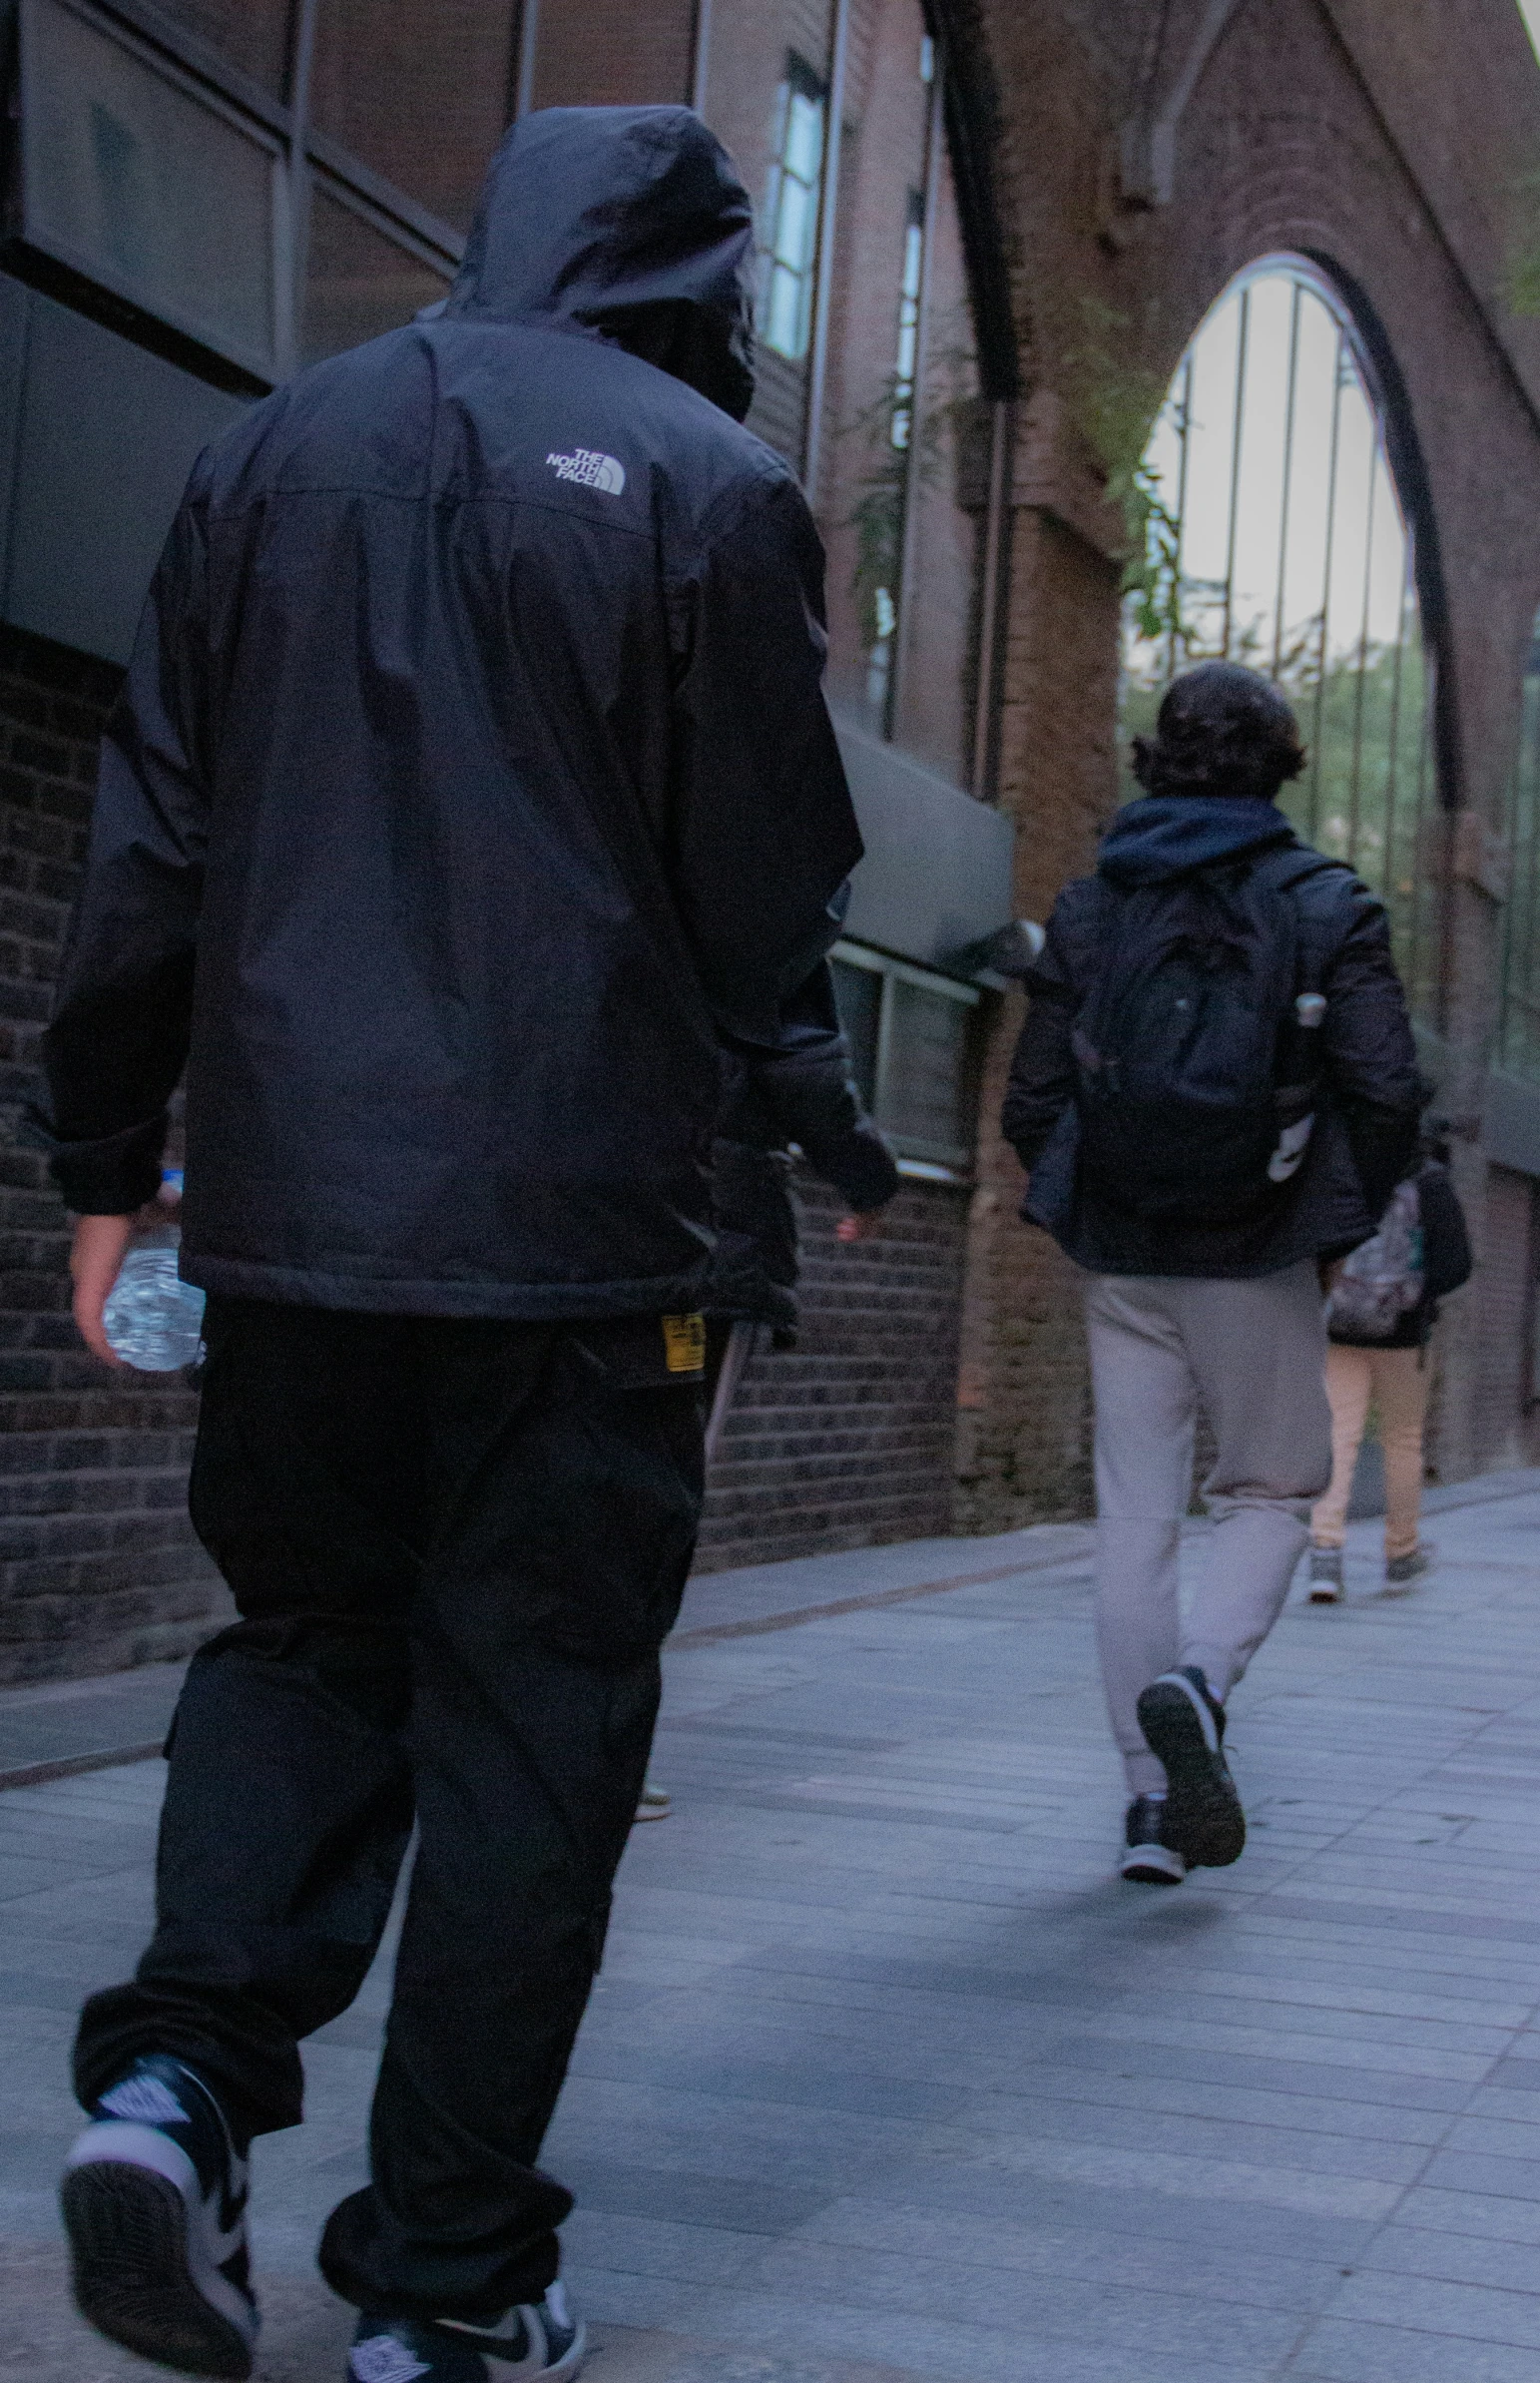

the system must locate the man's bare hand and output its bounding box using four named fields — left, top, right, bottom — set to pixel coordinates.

left=835, top=1208, right=887, bottom=1244
left=70, top=1213, right=136, bottom=1366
